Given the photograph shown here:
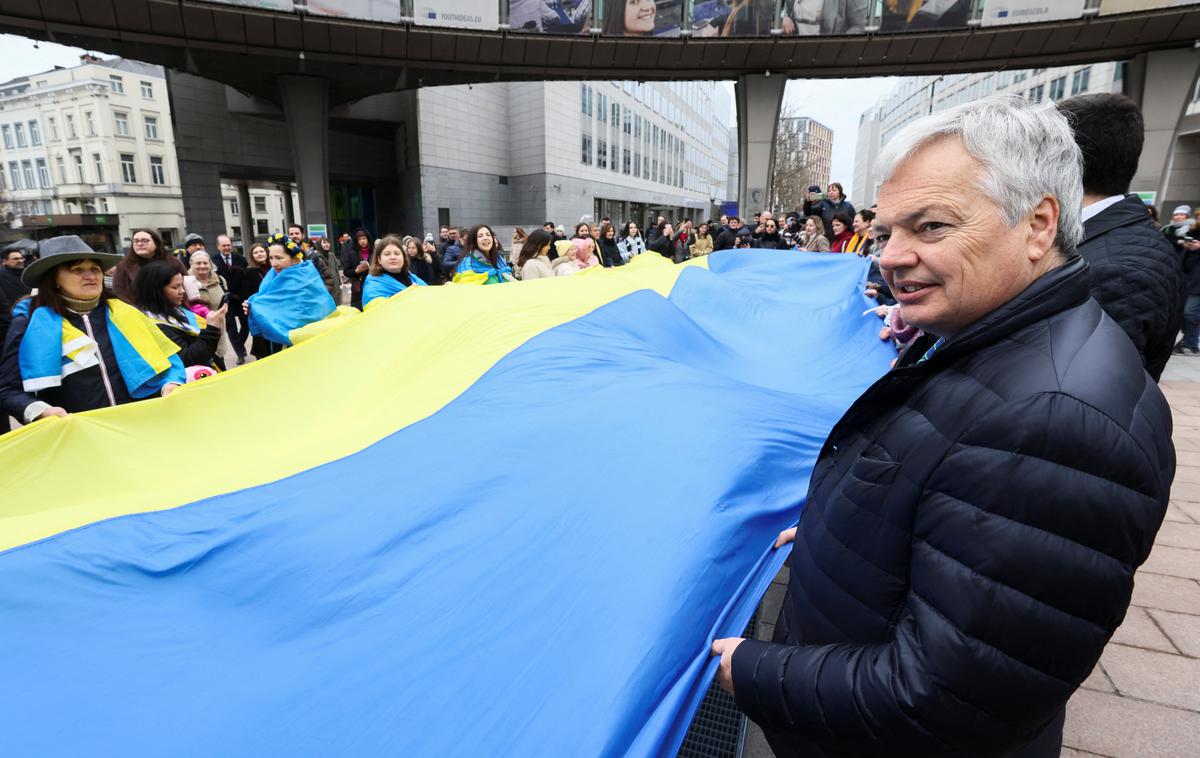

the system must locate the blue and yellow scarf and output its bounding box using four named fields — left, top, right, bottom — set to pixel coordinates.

left=18, top=299, right=185, bottom=399
left=363, top=271, right=426, bottom=310
left=453, top=251, right=514, bottom=285
left=248, top=261, right=336, bottom=346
